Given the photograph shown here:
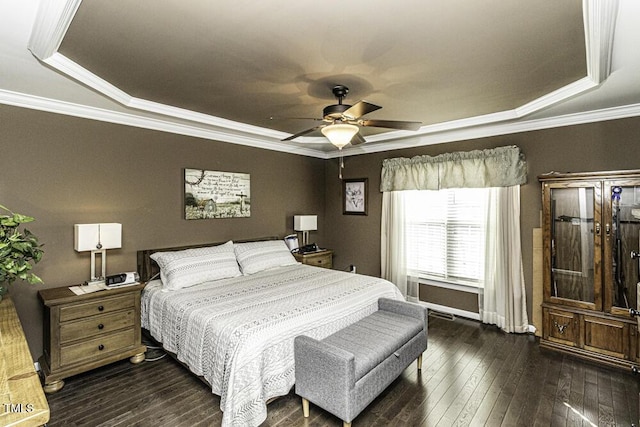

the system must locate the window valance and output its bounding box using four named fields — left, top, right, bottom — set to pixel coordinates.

left=380, top=145, right=527, bottom=191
